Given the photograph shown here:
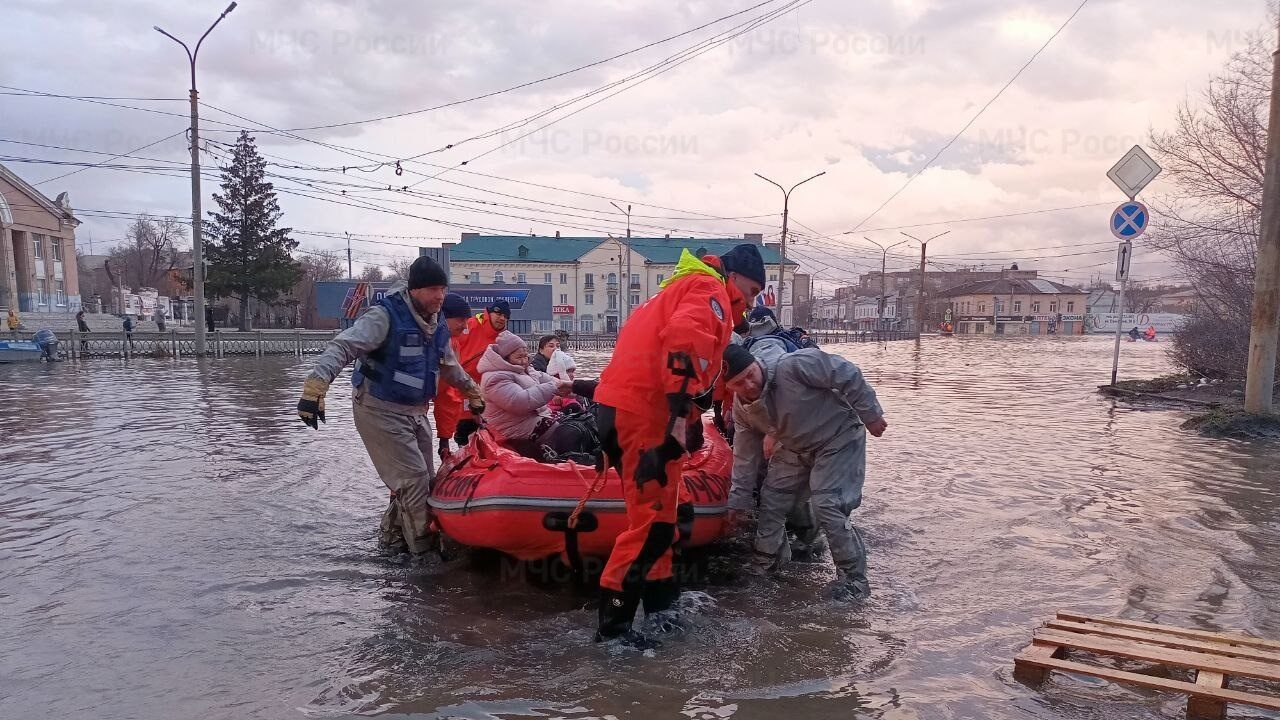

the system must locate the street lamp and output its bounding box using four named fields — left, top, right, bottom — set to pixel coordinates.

left=755, top=171, right=825, bottom=316
left=610, top=202, right=632, bottom=324
left=862, top=236, right=909, bottom=331
left=155, top=2, right=237, bottom=355
left=901, top=229, right=949, bottom=332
